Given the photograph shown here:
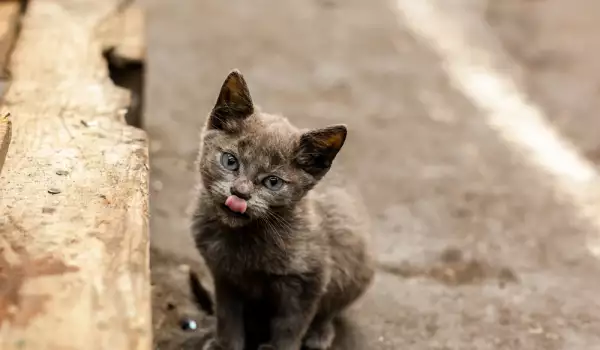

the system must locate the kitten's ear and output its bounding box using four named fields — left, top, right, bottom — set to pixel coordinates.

left=209, top=69, right=254, bottom=130
left=295, top=124, right=347, bottom=178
